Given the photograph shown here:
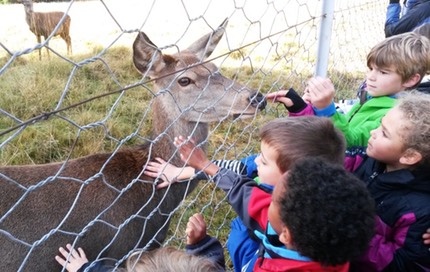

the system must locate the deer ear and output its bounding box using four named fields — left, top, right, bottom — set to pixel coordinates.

left=185, top=18, right=228, bottom=60
left=133, top=32, right=165, bottom=77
